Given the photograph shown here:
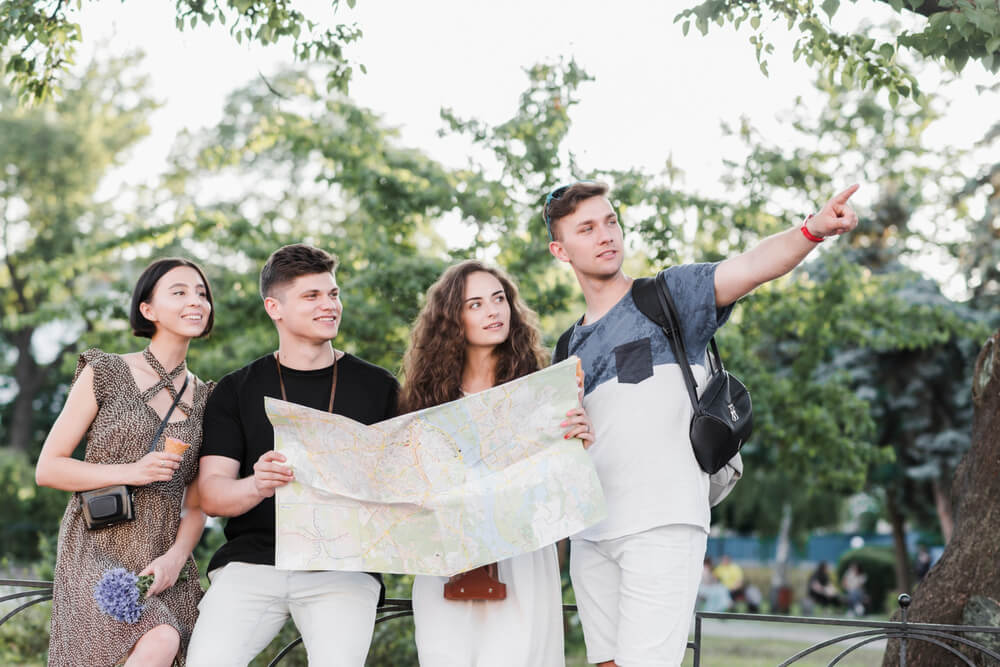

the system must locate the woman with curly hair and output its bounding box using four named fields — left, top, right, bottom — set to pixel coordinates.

left=401, top=260, right=593, bottom=667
